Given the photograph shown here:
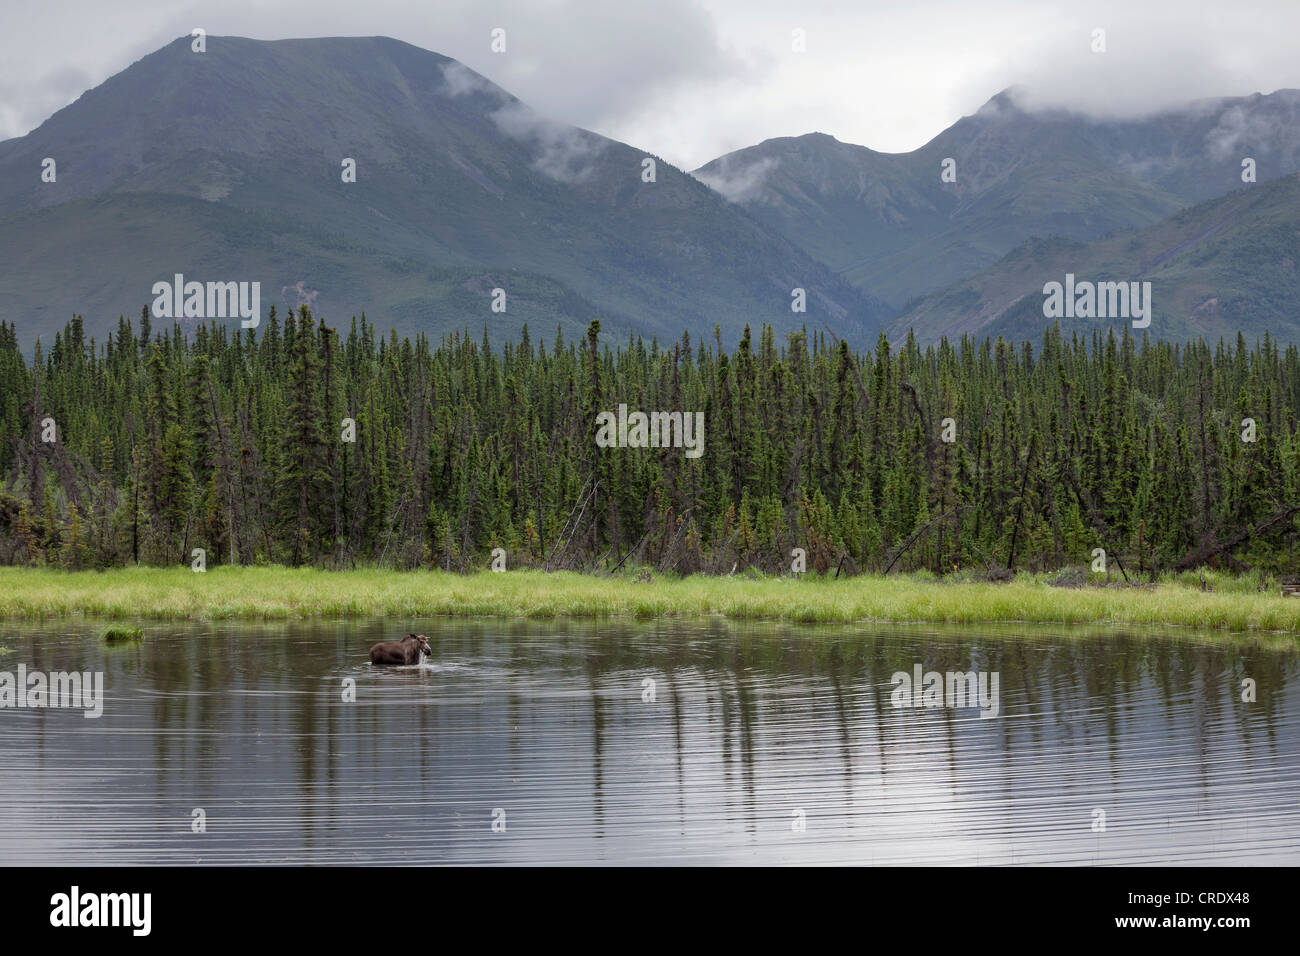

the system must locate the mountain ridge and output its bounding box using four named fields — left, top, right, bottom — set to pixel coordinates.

left=0, top=35, right=889, bottom=350
left=889, top=172, right=1300, bottom=345
left=694, top=87, right=1300, bottom=312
